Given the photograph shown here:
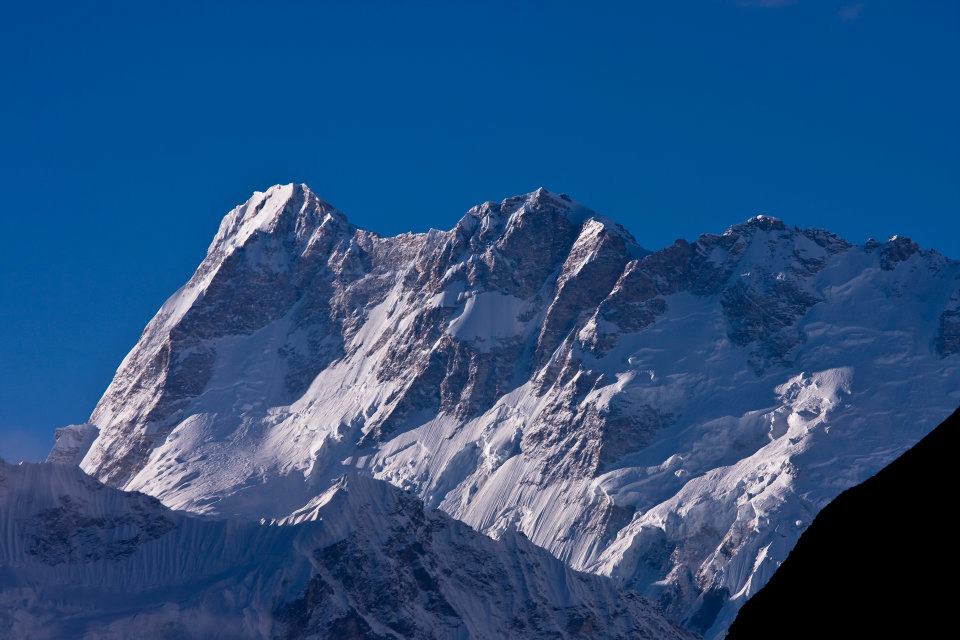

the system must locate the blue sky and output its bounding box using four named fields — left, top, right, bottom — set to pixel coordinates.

left=1, top=0, right=958, bottom=461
